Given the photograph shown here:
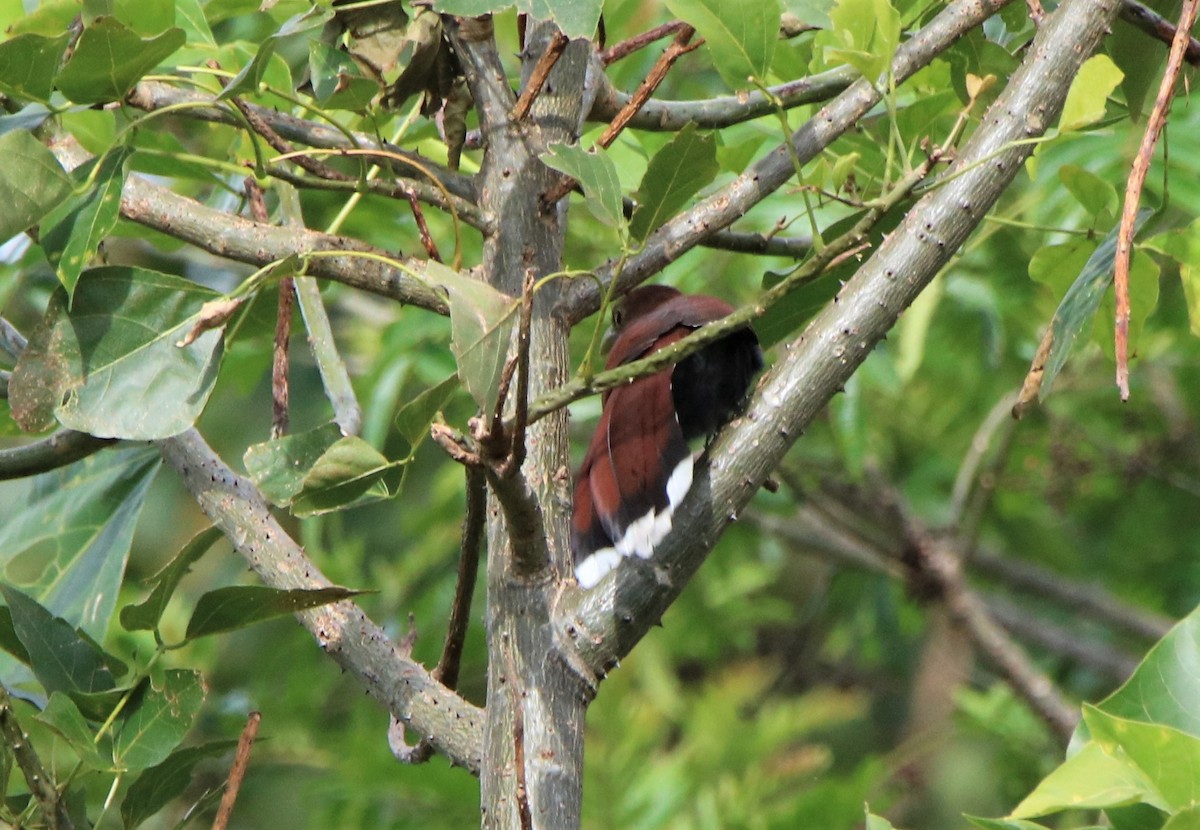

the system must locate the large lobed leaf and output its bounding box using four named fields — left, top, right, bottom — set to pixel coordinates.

left=0, top=446, right=160, bottom=636
left=9, top=266, right=226, bottom=440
